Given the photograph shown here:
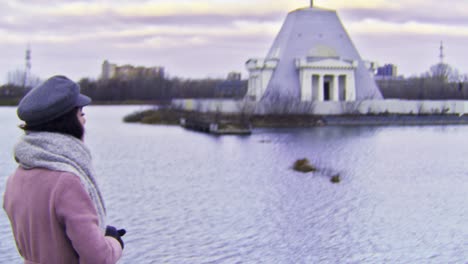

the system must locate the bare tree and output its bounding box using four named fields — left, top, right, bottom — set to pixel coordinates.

left=7, top=69, right=26, bottom=86
left=428, top=63, right=459, bottom=83
left=340, top=101, right=363, bottom=115
left=261, top=87, right=297, bottom=114
left=7, top=69, right=41, bottom=88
